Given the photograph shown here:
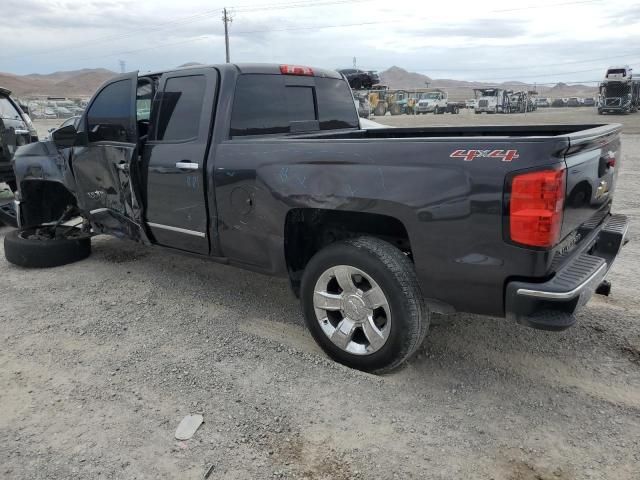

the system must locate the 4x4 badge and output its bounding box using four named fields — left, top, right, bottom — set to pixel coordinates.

left=450, top=149, right=519, bottom=162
